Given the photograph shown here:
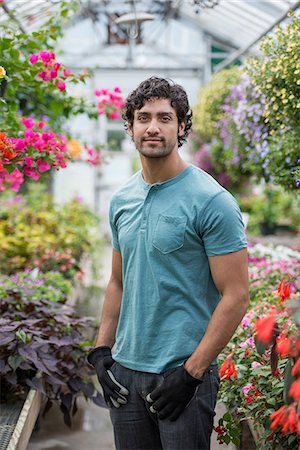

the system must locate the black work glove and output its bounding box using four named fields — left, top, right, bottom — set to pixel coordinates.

left=87, top=346, right=129, bottom=408
left=146, top=365, right=203, bottom=421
